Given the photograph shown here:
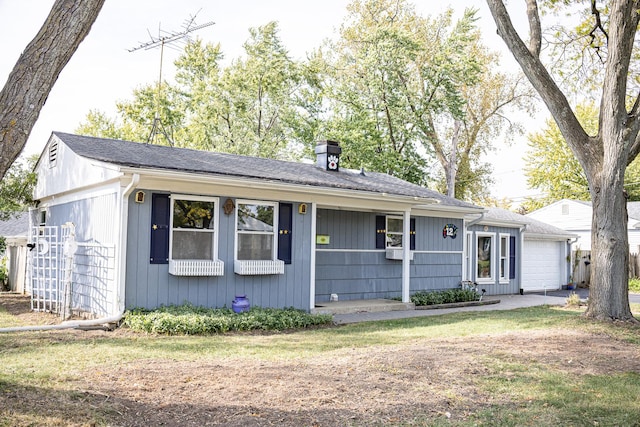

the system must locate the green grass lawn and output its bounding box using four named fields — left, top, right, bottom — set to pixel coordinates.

left=1, top=303, right=639, bottom=426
